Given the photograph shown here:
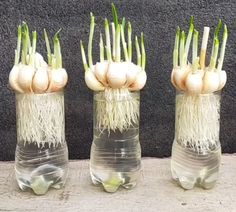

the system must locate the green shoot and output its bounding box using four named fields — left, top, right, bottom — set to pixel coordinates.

left=105, top=18, right=112, bottom=61
left=44, top=29, right=52, bottom=66
left=184, top=16, right=194, bottom=63
left=135, top=36, right=141, bottom=66
left=29, top=31, right=37, bottom=65
left=51, top=54, right=56, bottom=70
left=128, top=22, right=132, bottom=62
left=115, top=24, right=121, bottom=62
left=22, top=22, right=31, bottom=52
left=99, top=33, right=104, bottom=62
left=192, top=57, right=199, bottom=73
left=179, top=30, right=186, bottom=68
left=210, top=38, right=219, bottom=70
left=214, top=19, right=223, bottom=37
left=120, top=24, right=129, bottom=61
left=122, top=17, right=126, bottom=30
left=192, top=29, right=198, bottom=64
left=211, top=19, right=222, bottom=56
left=15, top=25, right=22, bottom=65
left=21, top=32, right=27, bottom=65
left=32, top=31, right=37, bottom=54
left=53, top=30, right=62, bottom=69
left=14, top=50, right=18, bottom=66
left=88, top=13, right=95, bottom=68
left=217, top=24, right=228, bottom=71
left=80, top=3, right=146, bottom=70
left=200, top=27, right=210, bottom=69
left=80, top=40, right=89, bottom=72
left=141, top=33, right=146, bottom=70
left=112, top=3, right=119, bottom=29
left=173, top=27, right=180, bottom=68
left=111, top=22, right=116, bottom=59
